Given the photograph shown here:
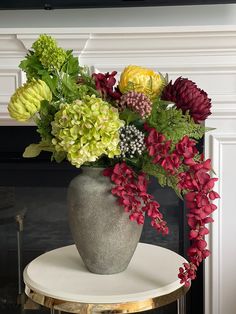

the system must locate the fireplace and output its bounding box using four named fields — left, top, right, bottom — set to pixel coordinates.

left=0, top=126, right=203, bottom=314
